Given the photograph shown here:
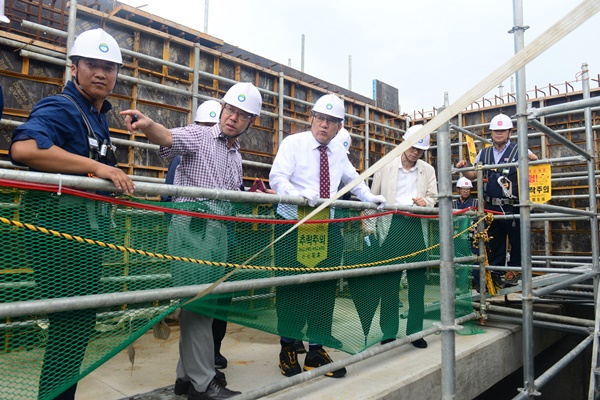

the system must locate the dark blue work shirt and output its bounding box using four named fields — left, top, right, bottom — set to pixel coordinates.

left=10, top=80, right=113, bottom=171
